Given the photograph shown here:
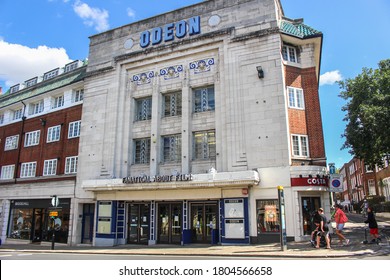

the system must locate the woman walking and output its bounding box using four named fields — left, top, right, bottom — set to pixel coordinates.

left=334, top=204, right=350, bottom=245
